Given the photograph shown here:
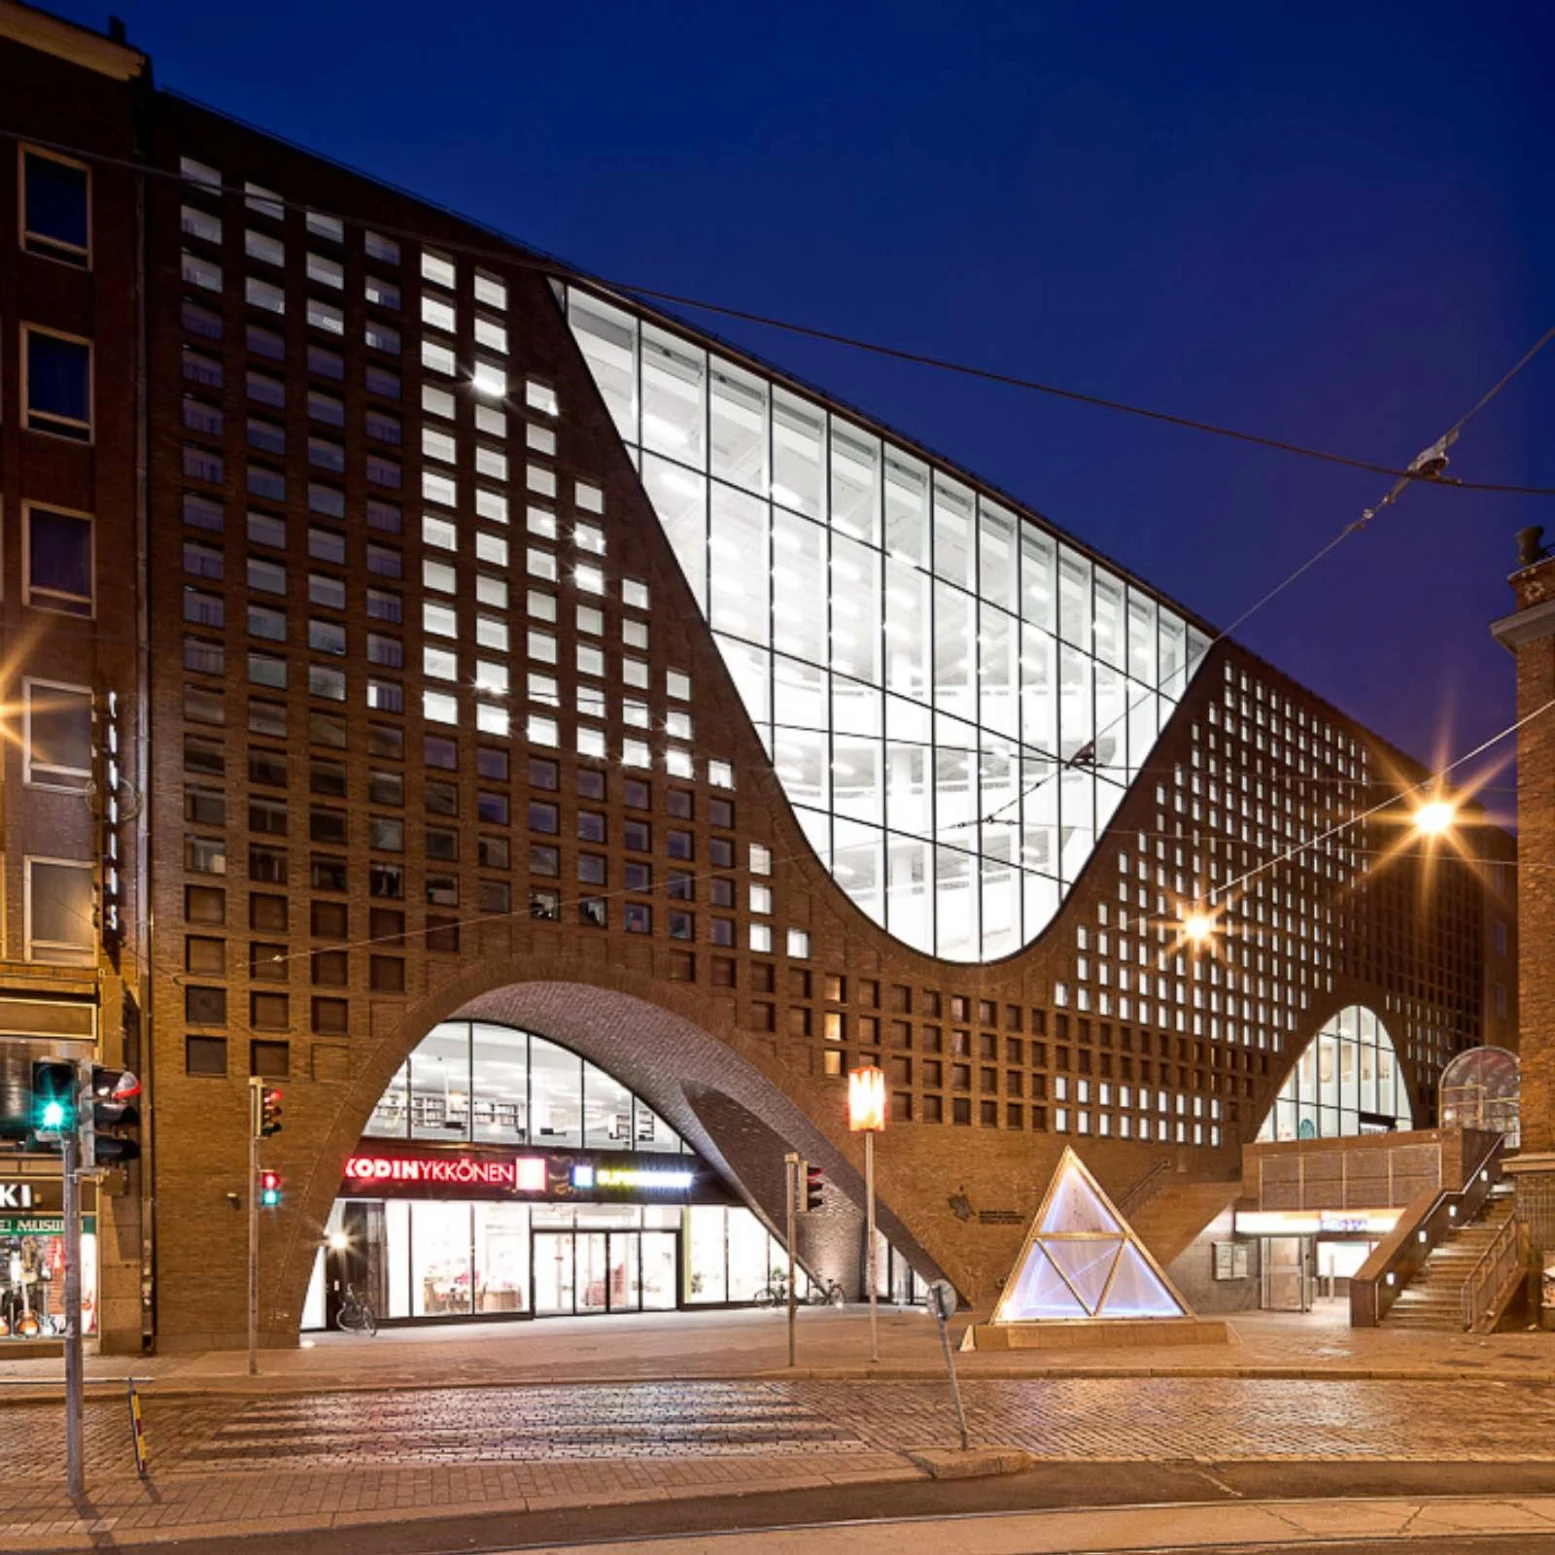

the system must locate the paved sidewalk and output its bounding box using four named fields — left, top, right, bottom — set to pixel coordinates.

left=1, top=1302, right=1552, bottom=1399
